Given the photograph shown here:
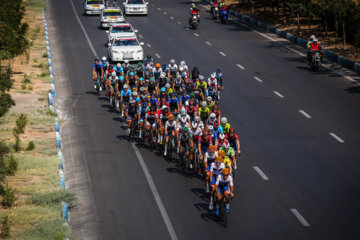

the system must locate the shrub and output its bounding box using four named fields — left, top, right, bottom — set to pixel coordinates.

left=22, top=74, right=31, bottom=83
left=4, top=155, right=18, bottom=176
left=26, top=141, right=35, bottom=151
left=42, top=52, right=48, bottom=58
left=0, top=215, right=10, bottom=238
left=33, top=58, right=39, bottom=63
left=35, top=26, right=41, bottom=33
left=21, top=84, right=26, bottom=90
left=19, top=219, right=70, bottom=240
left=27, top=85, right=33, bottom=90
left=1, top=185, right=16, bottom=208
left=39, top=72, right=48, bottom=78
left=13, top=114, right=28, bottom=152
left=28, top=189, right=77, bottom=208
